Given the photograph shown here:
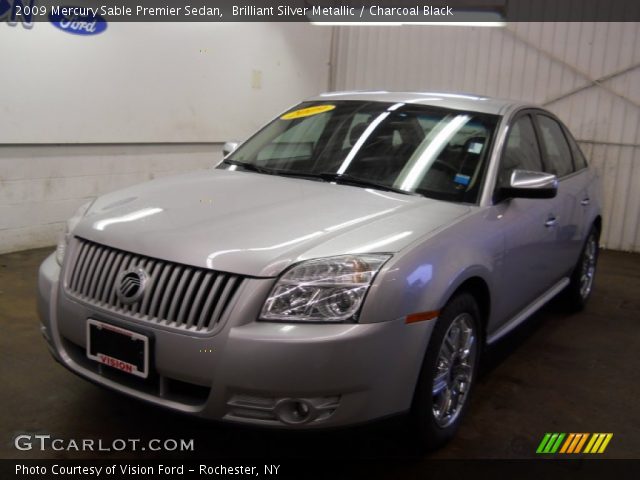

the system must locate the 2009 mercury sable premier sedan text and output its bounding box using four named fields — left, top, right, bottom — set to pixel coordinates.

left=38, top=92, right=602, bottom=448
